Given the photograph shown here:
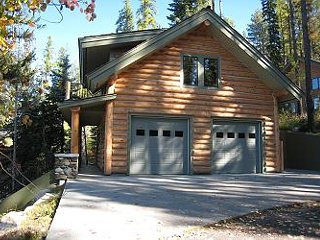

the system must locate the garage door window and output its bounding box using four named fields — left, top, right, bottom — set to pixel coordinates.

left=163, top=130, right=171, bottom=137
left=149, top=130, right=158, bottom=136
left=216, top=132, right=224, bottom=138
left=136, top=129, right=145, bottom=136
left=249, top=133, right=256, bottom=138
left=227, top=132, right=235, bottom=138
left=175, top=131, right=183, bottom=137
